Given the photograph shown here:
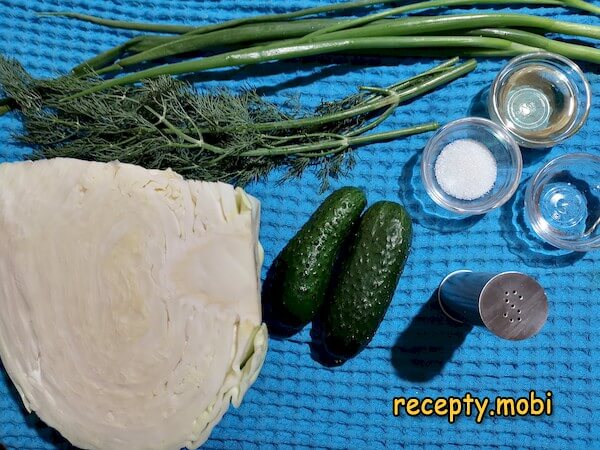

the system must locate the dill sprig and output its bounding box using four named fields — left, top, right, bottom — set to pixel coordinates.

left=0, top=56, right=475, bottom=189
